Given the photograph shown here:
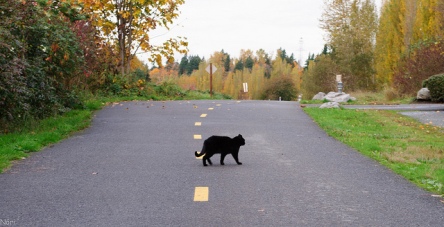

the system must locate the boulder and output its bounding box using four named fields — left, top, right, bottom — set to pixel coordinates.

left=320, top=102, right=340, bottom=109
left=312, top=92, right=326, bottom=100
left=417, top=88, right=431, bottom=100
left=324, top=92, right=351, bottom=103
